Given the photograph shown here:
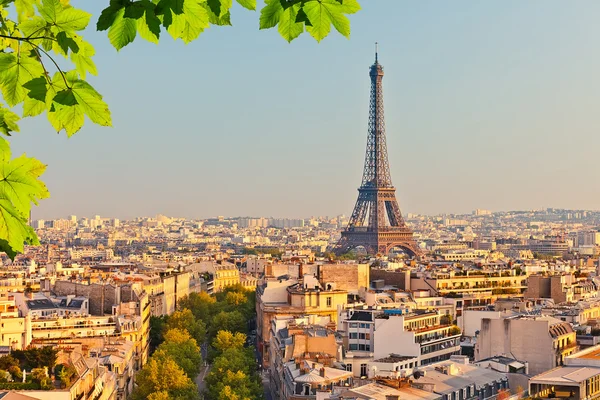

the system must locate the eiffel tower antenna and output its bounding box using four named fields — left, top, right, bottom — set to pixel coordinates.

left=333, top=49, right=420, bottom=257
